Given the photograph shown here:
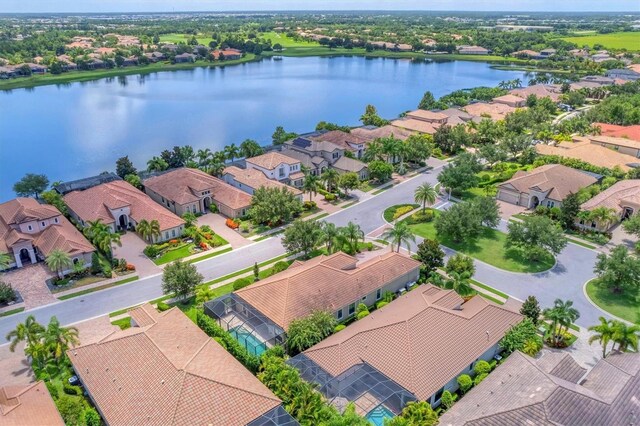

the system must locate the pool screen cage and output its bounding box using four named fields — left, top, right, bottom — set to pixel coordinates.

left=246, top=406, right=298, bottom=426
left=203, top=294, right=286, bottom=354
left=288, top=354, right=417, bottom=416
